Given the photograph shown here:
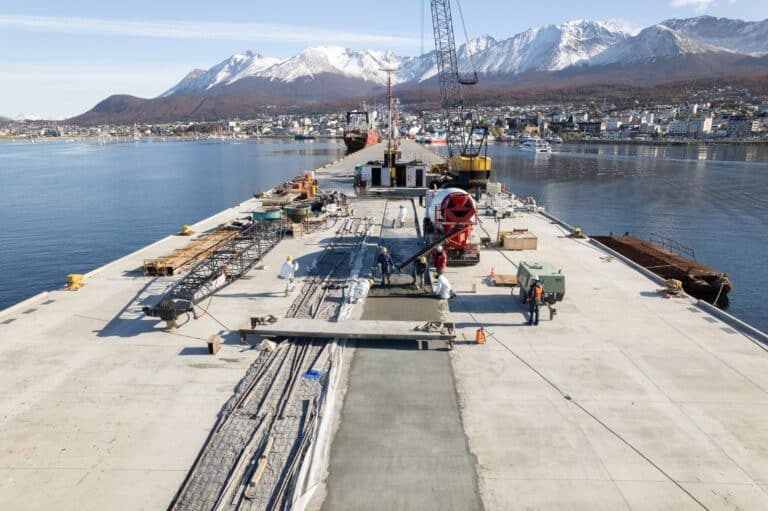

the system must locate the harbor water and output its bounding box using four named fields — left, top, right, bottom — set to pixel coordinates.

left=487, top=142, right=768, bottom=332
left=0, top=139, right=343, bottom=311
left=0, top=139, right=766, bottom=332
